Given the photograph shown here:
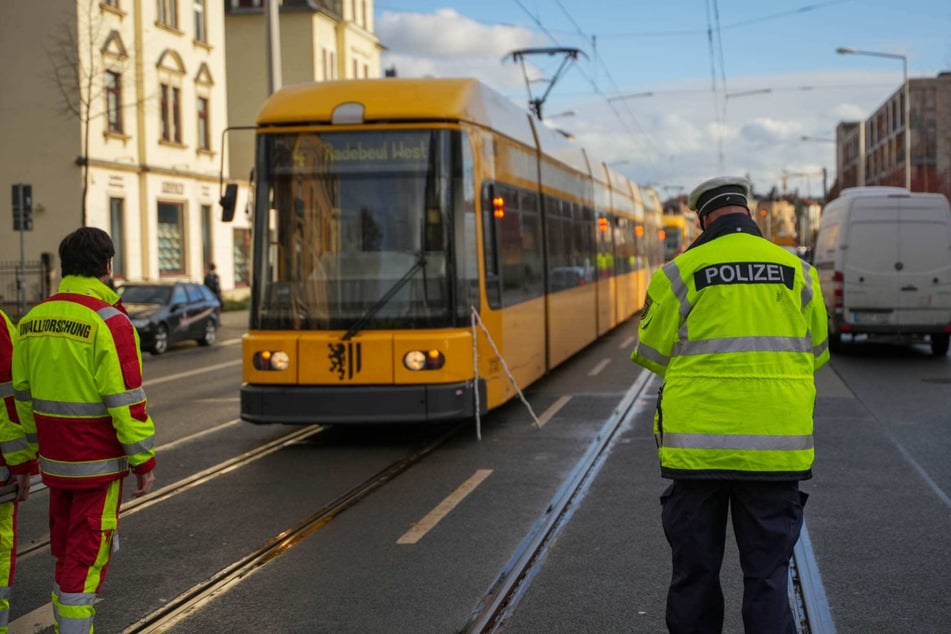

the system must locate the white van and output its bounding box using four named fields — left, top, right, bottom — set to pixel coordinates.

left=813, top=187, right=951, bottom=355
